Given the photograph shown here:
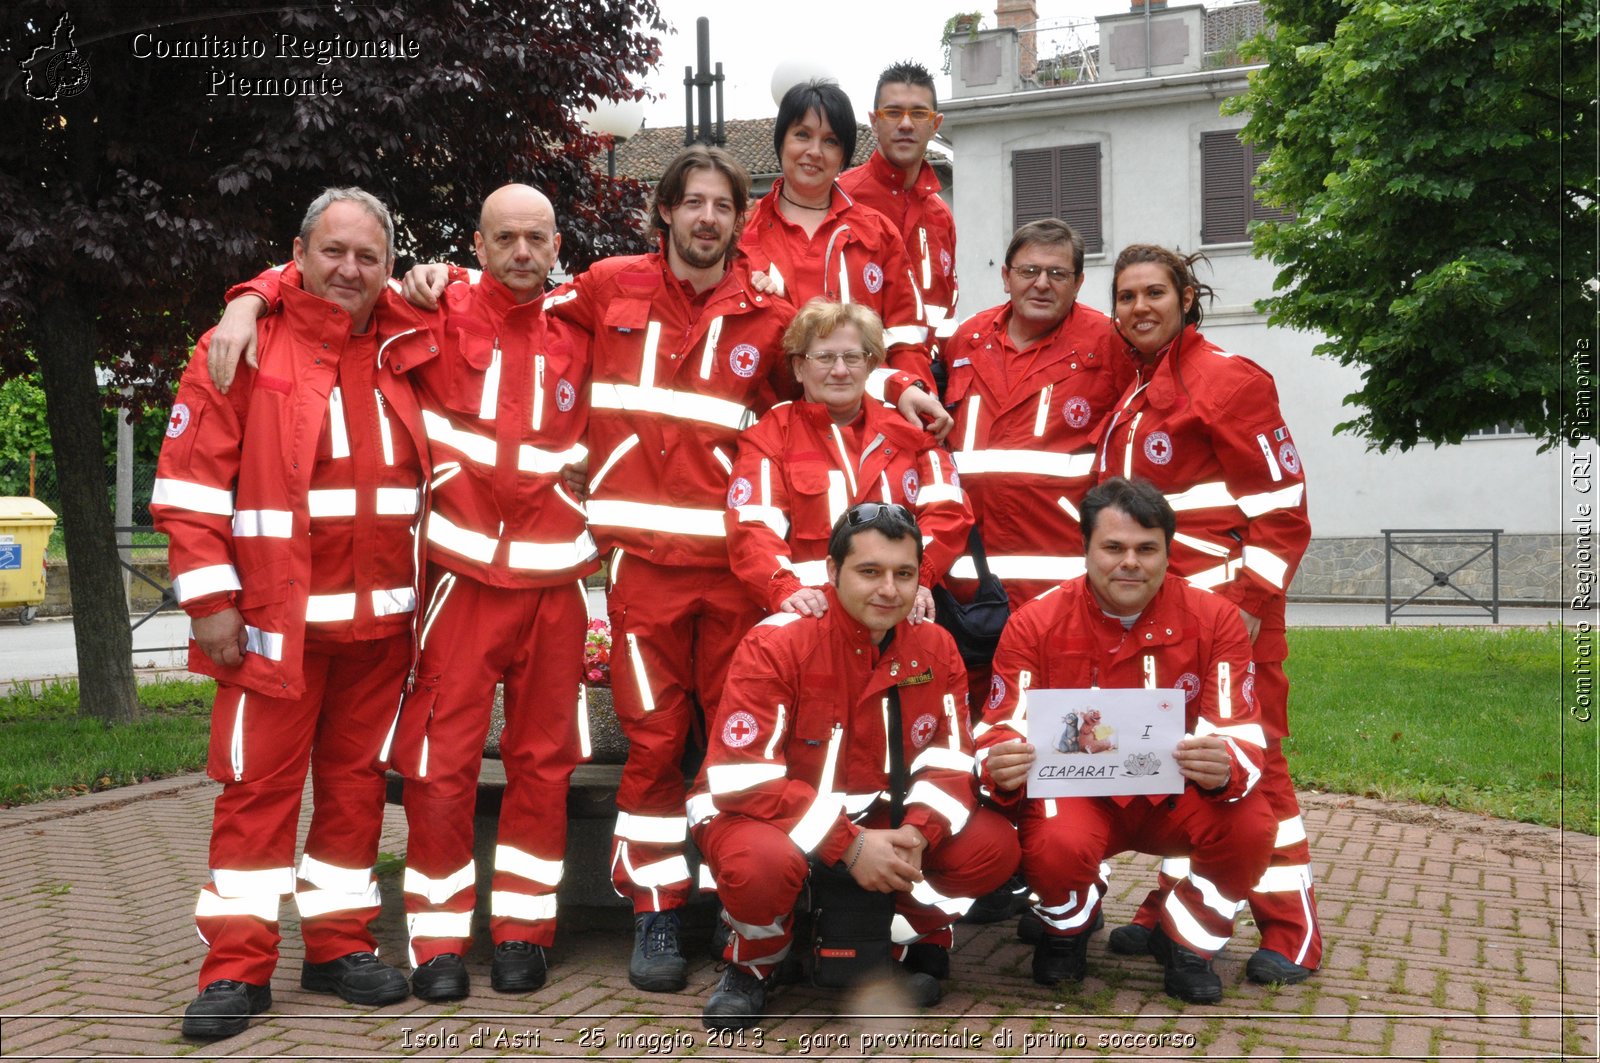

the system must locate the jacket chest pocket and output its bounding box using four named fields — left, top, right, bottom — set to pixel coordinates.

left=788, top=462, right=842, bottom=547
left=444, top=330, right=500, bottom=418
